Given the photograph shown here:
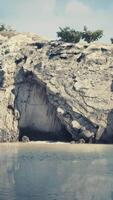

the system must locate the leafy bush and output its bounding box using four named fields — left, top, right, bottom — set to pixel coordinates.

left=0, top=23, right=16, bottom=38
left=0, top=24, right=6, bottom=31
left=0, top=23, right=14, bottom=32
left=57, top=26, right=103, bottom=43
left=110, top=38, right=113, bottom=44
left=82, top=26, right=103, bottom=43
left=57, top=27, right=82, bottom=43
